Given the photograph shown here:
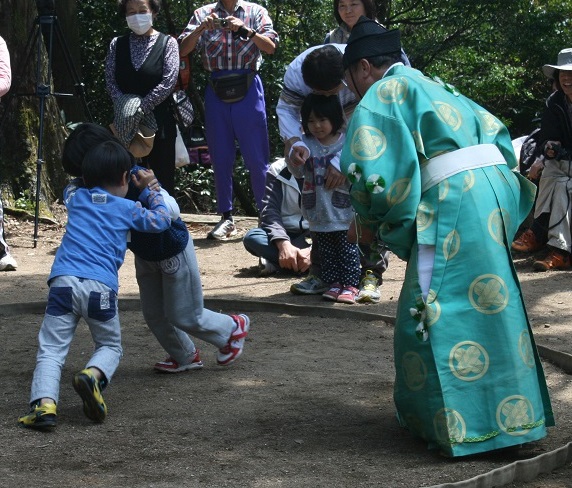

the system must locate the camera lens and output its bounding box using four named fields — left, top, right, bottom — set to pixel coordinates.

left=221, top=19, right=228, bottom=27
